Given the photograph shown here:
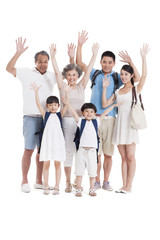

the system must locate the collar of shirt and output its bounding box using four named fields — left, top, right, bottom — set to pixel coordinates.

left=32, top=67, right=48, bottom=76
